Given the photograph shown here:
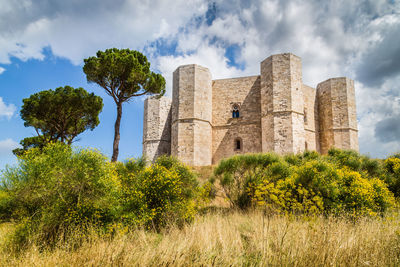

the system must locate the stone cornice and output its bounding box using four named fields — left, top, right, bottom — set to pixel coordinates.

left=319, top=127, right=358, bottom=132
left=143, top=139, right=171, bottom=144
left=260, top=110, right=304, bottom=117
left=172, top=117, right=262, bottom=129
left=172, top=118, right=212, bottom=127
